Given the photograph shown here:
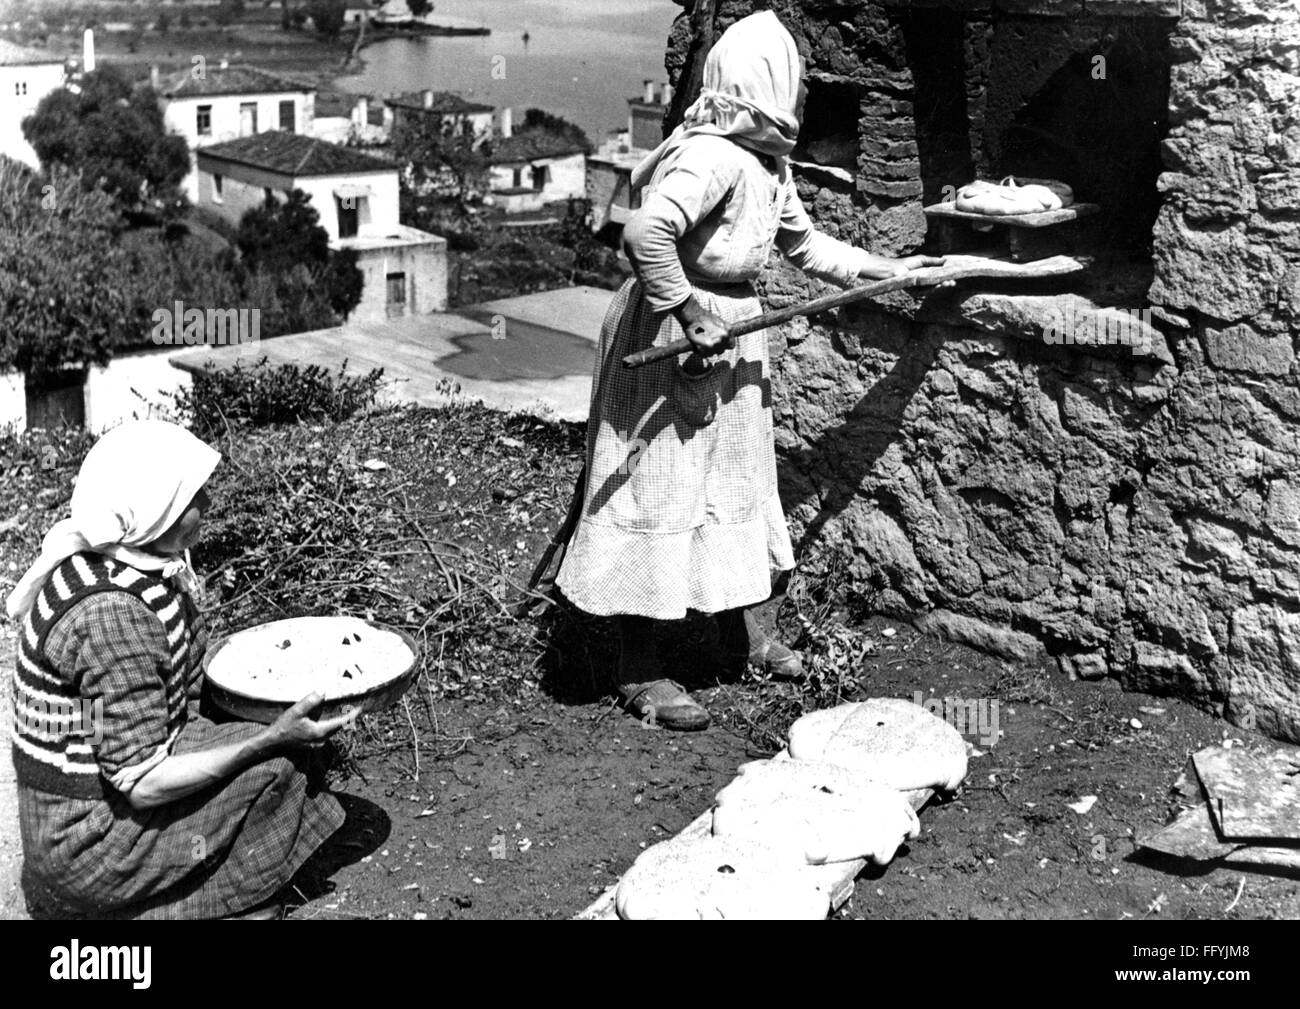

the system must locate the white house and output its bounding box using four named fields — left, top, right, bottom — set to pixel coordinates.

left=486, top=113, right=587, bottom=214
left=587, top=80, right=672, bottom=231
left=0, top=39, right=67, bottom=169
left=311, top=93, right=390, bottom=147
left=195, top=131, right=447, bottom=324
left=155, top=63, right=316, bottom=202
left=385, top=90, right=494, bottom=146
